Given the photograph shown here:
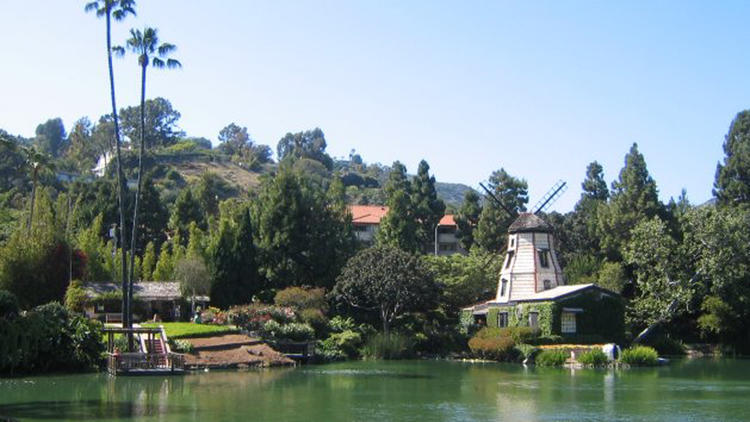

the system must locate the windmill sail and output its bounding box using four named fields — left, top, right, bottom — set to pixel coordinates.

left=533, top=180, right=567, bottom=215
